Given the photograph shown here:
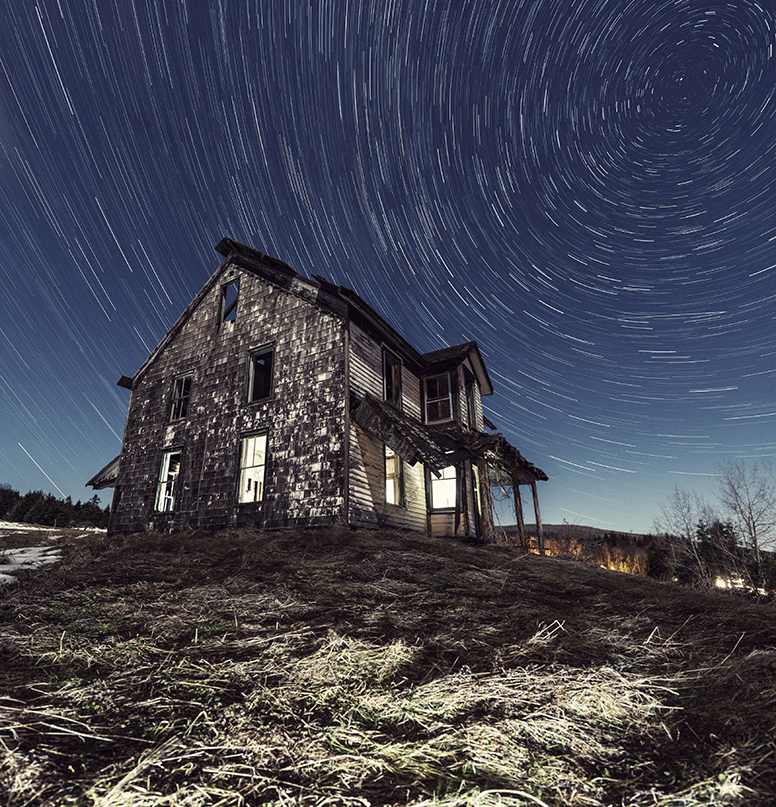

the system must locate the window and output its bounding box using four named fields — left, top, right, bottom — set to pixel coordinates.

left=155, top=450, right=182, bottom=512
left=430, top=465, right=457, bottom=510
left=169, top=374, right=192, bottom=421
left=383, top=350, right=402, bottom=408
left=466, top=376, right=477, bottom=429
left=247, top=346, right=274, bottom=402
left=385, top=445, right=404, bottom=506
left=425, top=374, right=453, bottom=423
left=220, top=279, right=239, bottom=323
left=238, top=433, right=267, bottom=503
